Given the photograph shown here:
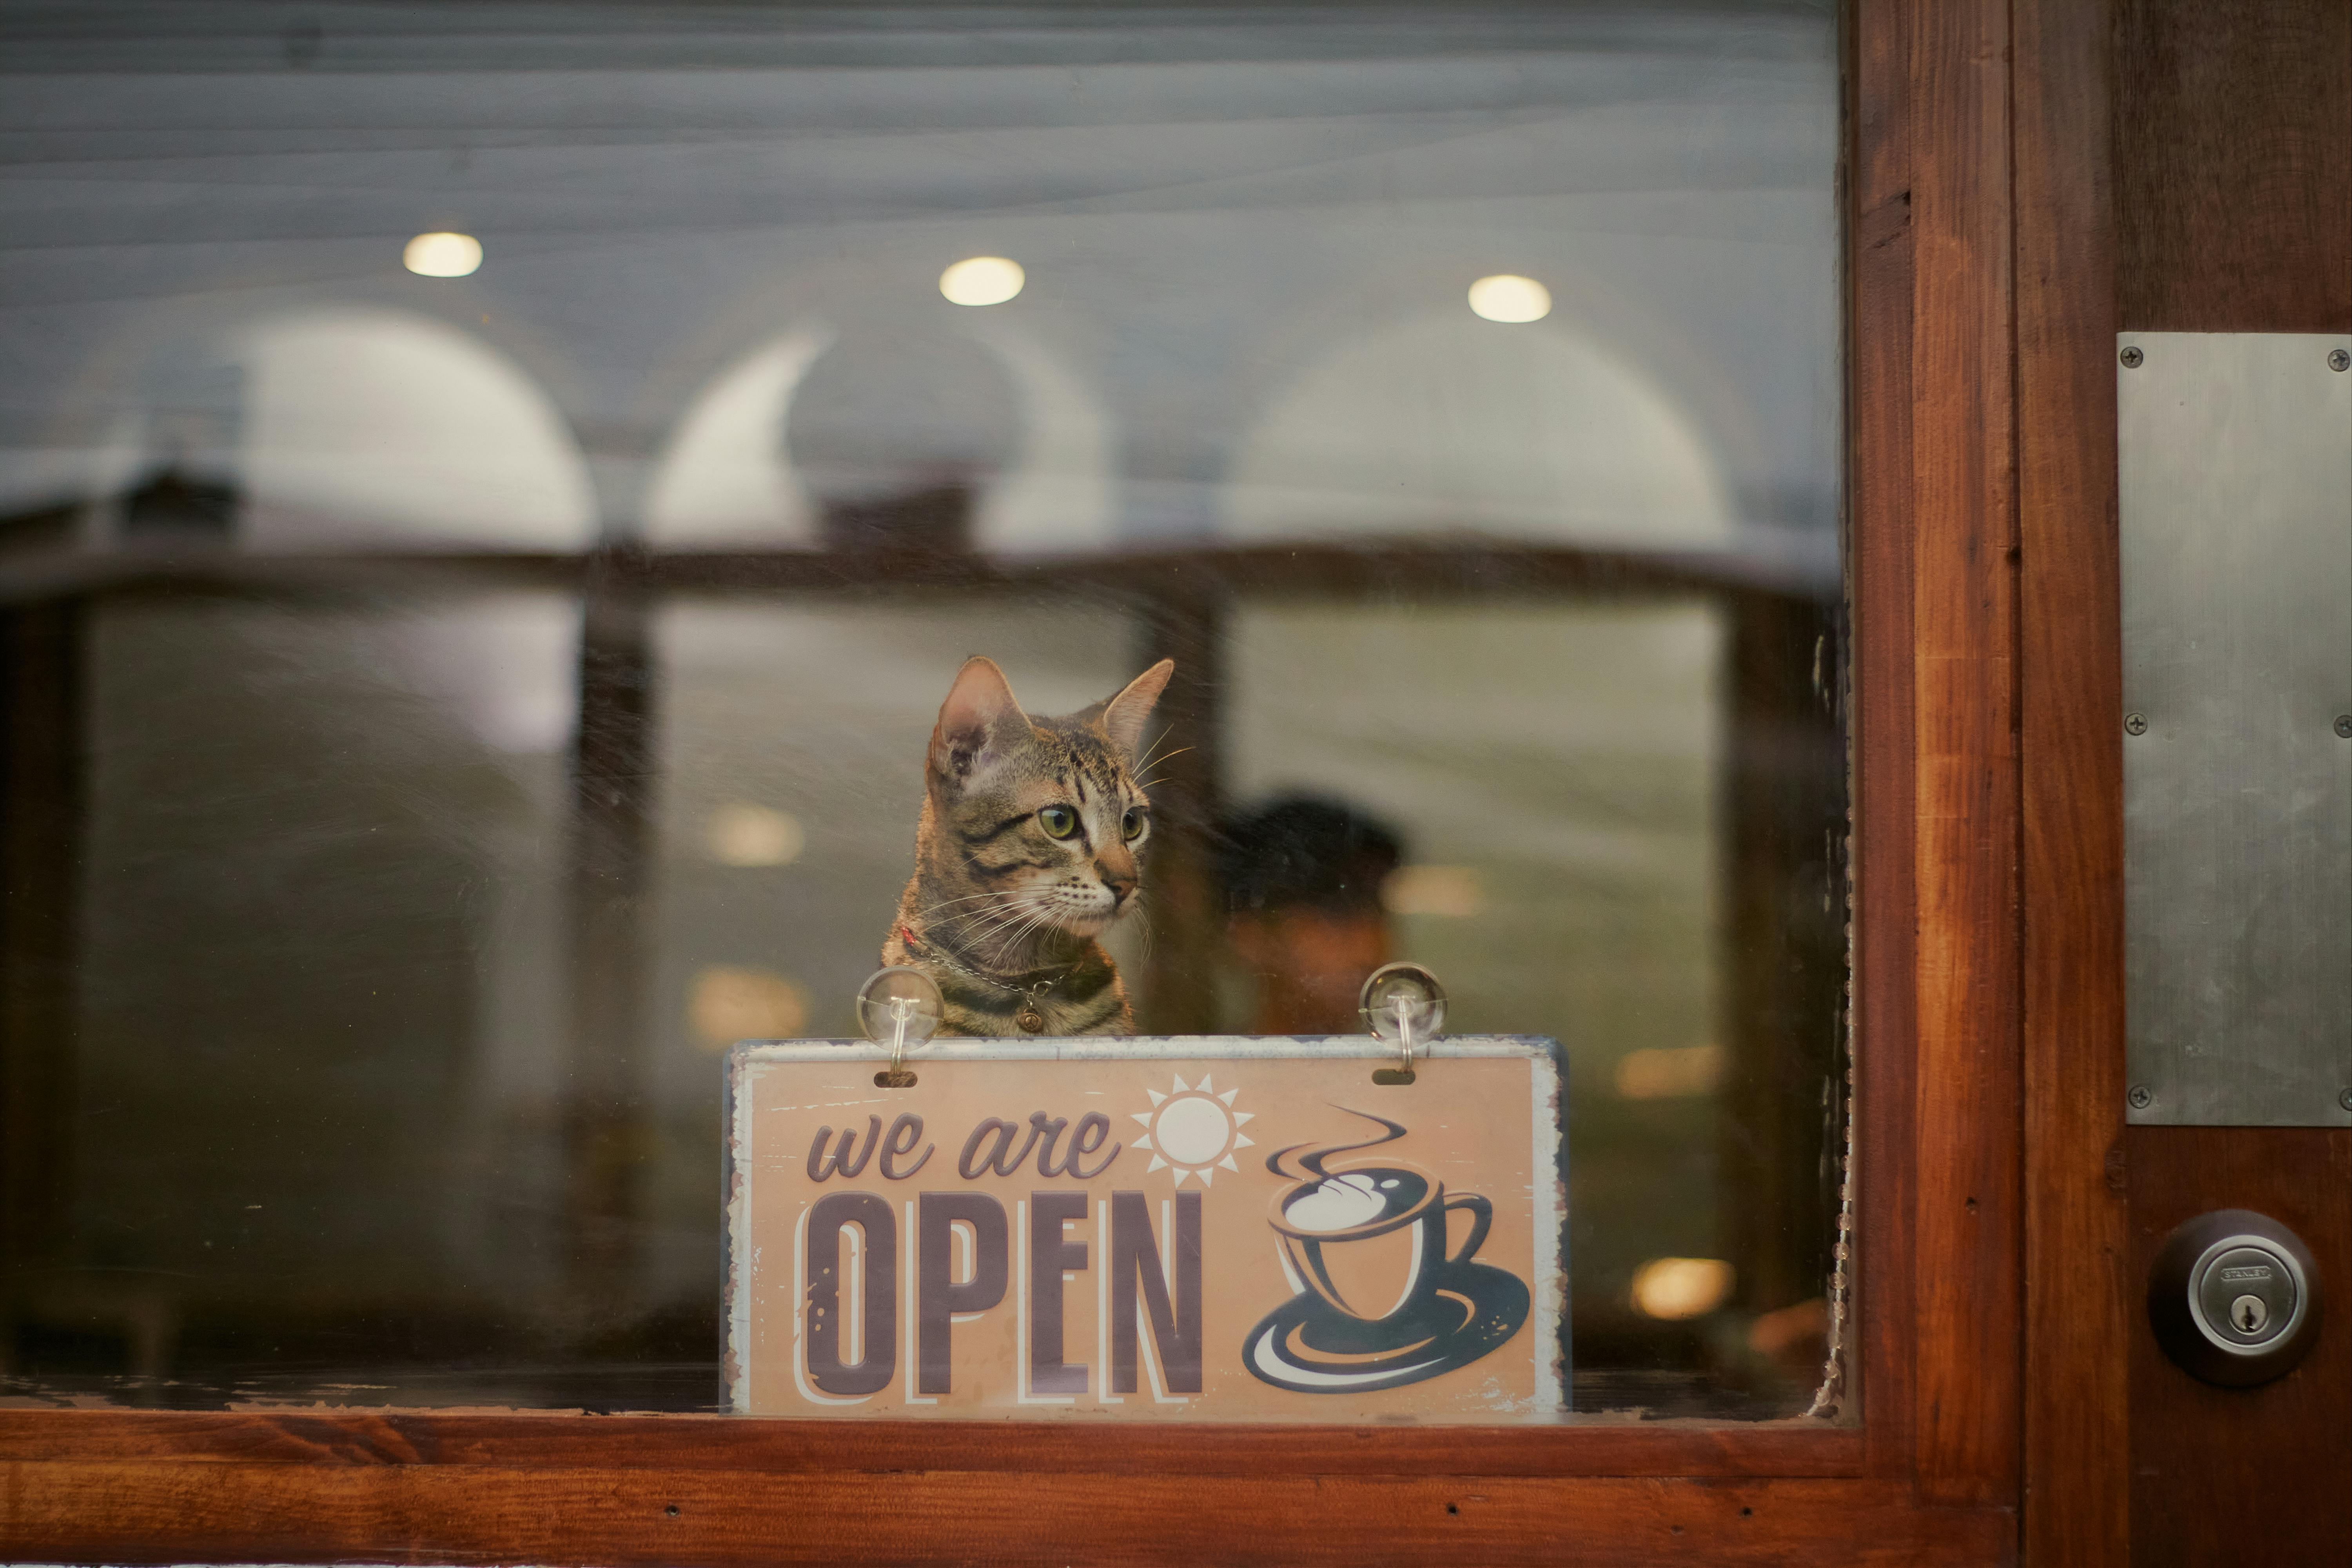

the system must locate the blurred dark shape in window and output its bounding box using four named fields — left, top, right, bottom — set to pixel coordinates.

left=120, top=468, right=238, bottom=543
left=818, top=483, right=974, bottom=558
left=0, top=503, right=76, bottom=557
left=1216, top=794, right=1403, bottom=1036
left=121, top=357, right=245, bottom=544
left=282, top=20, right=322, bottom=67
left=786, top=329, right=1021, bottom=554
